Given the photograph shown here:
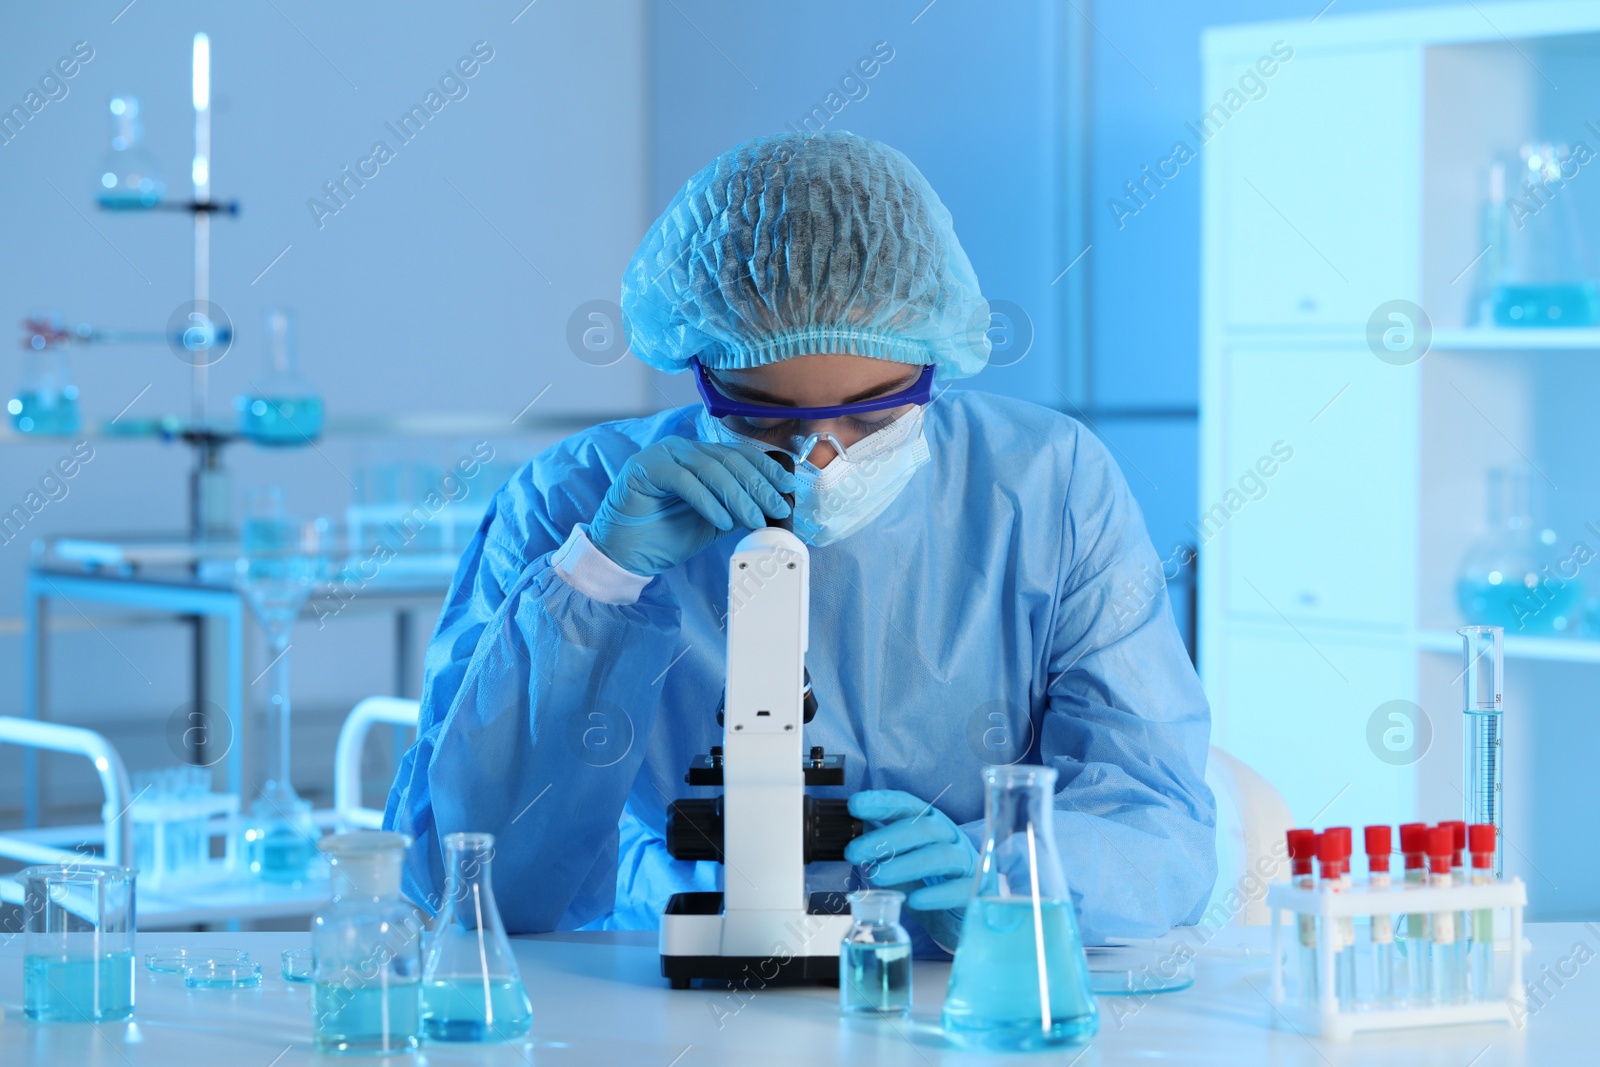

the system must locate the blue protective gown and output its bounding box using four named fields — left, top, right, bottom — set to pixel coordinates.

left=385, top=392, right=1217, bottom=948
